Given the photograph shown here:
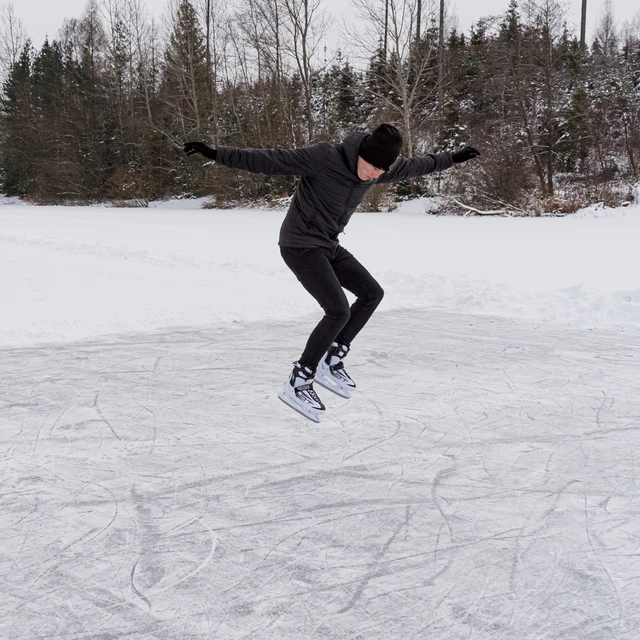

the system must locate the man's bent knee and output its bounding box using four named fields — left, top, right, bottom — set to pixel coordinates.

left=326, top=304, right=350, bottom=327
left=367, top=284, right=384, bottom=307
